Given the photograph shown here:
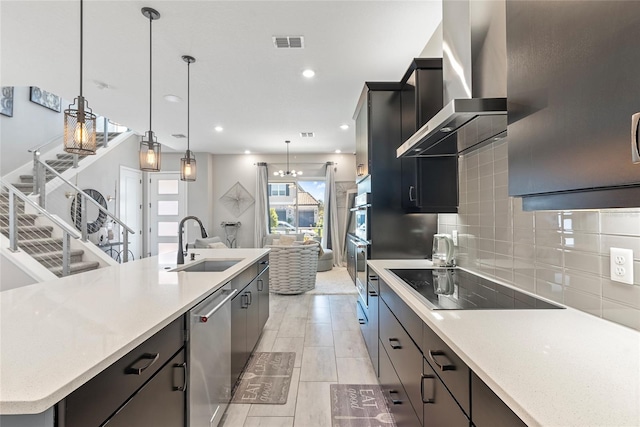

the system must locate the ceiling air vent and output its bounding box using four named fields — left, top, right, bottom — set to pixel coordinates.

left=273, top=36, right=304, bottom=49
left=172, top=133, right=187, bottom=138
left=300, top=132, right=314, bottom=138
